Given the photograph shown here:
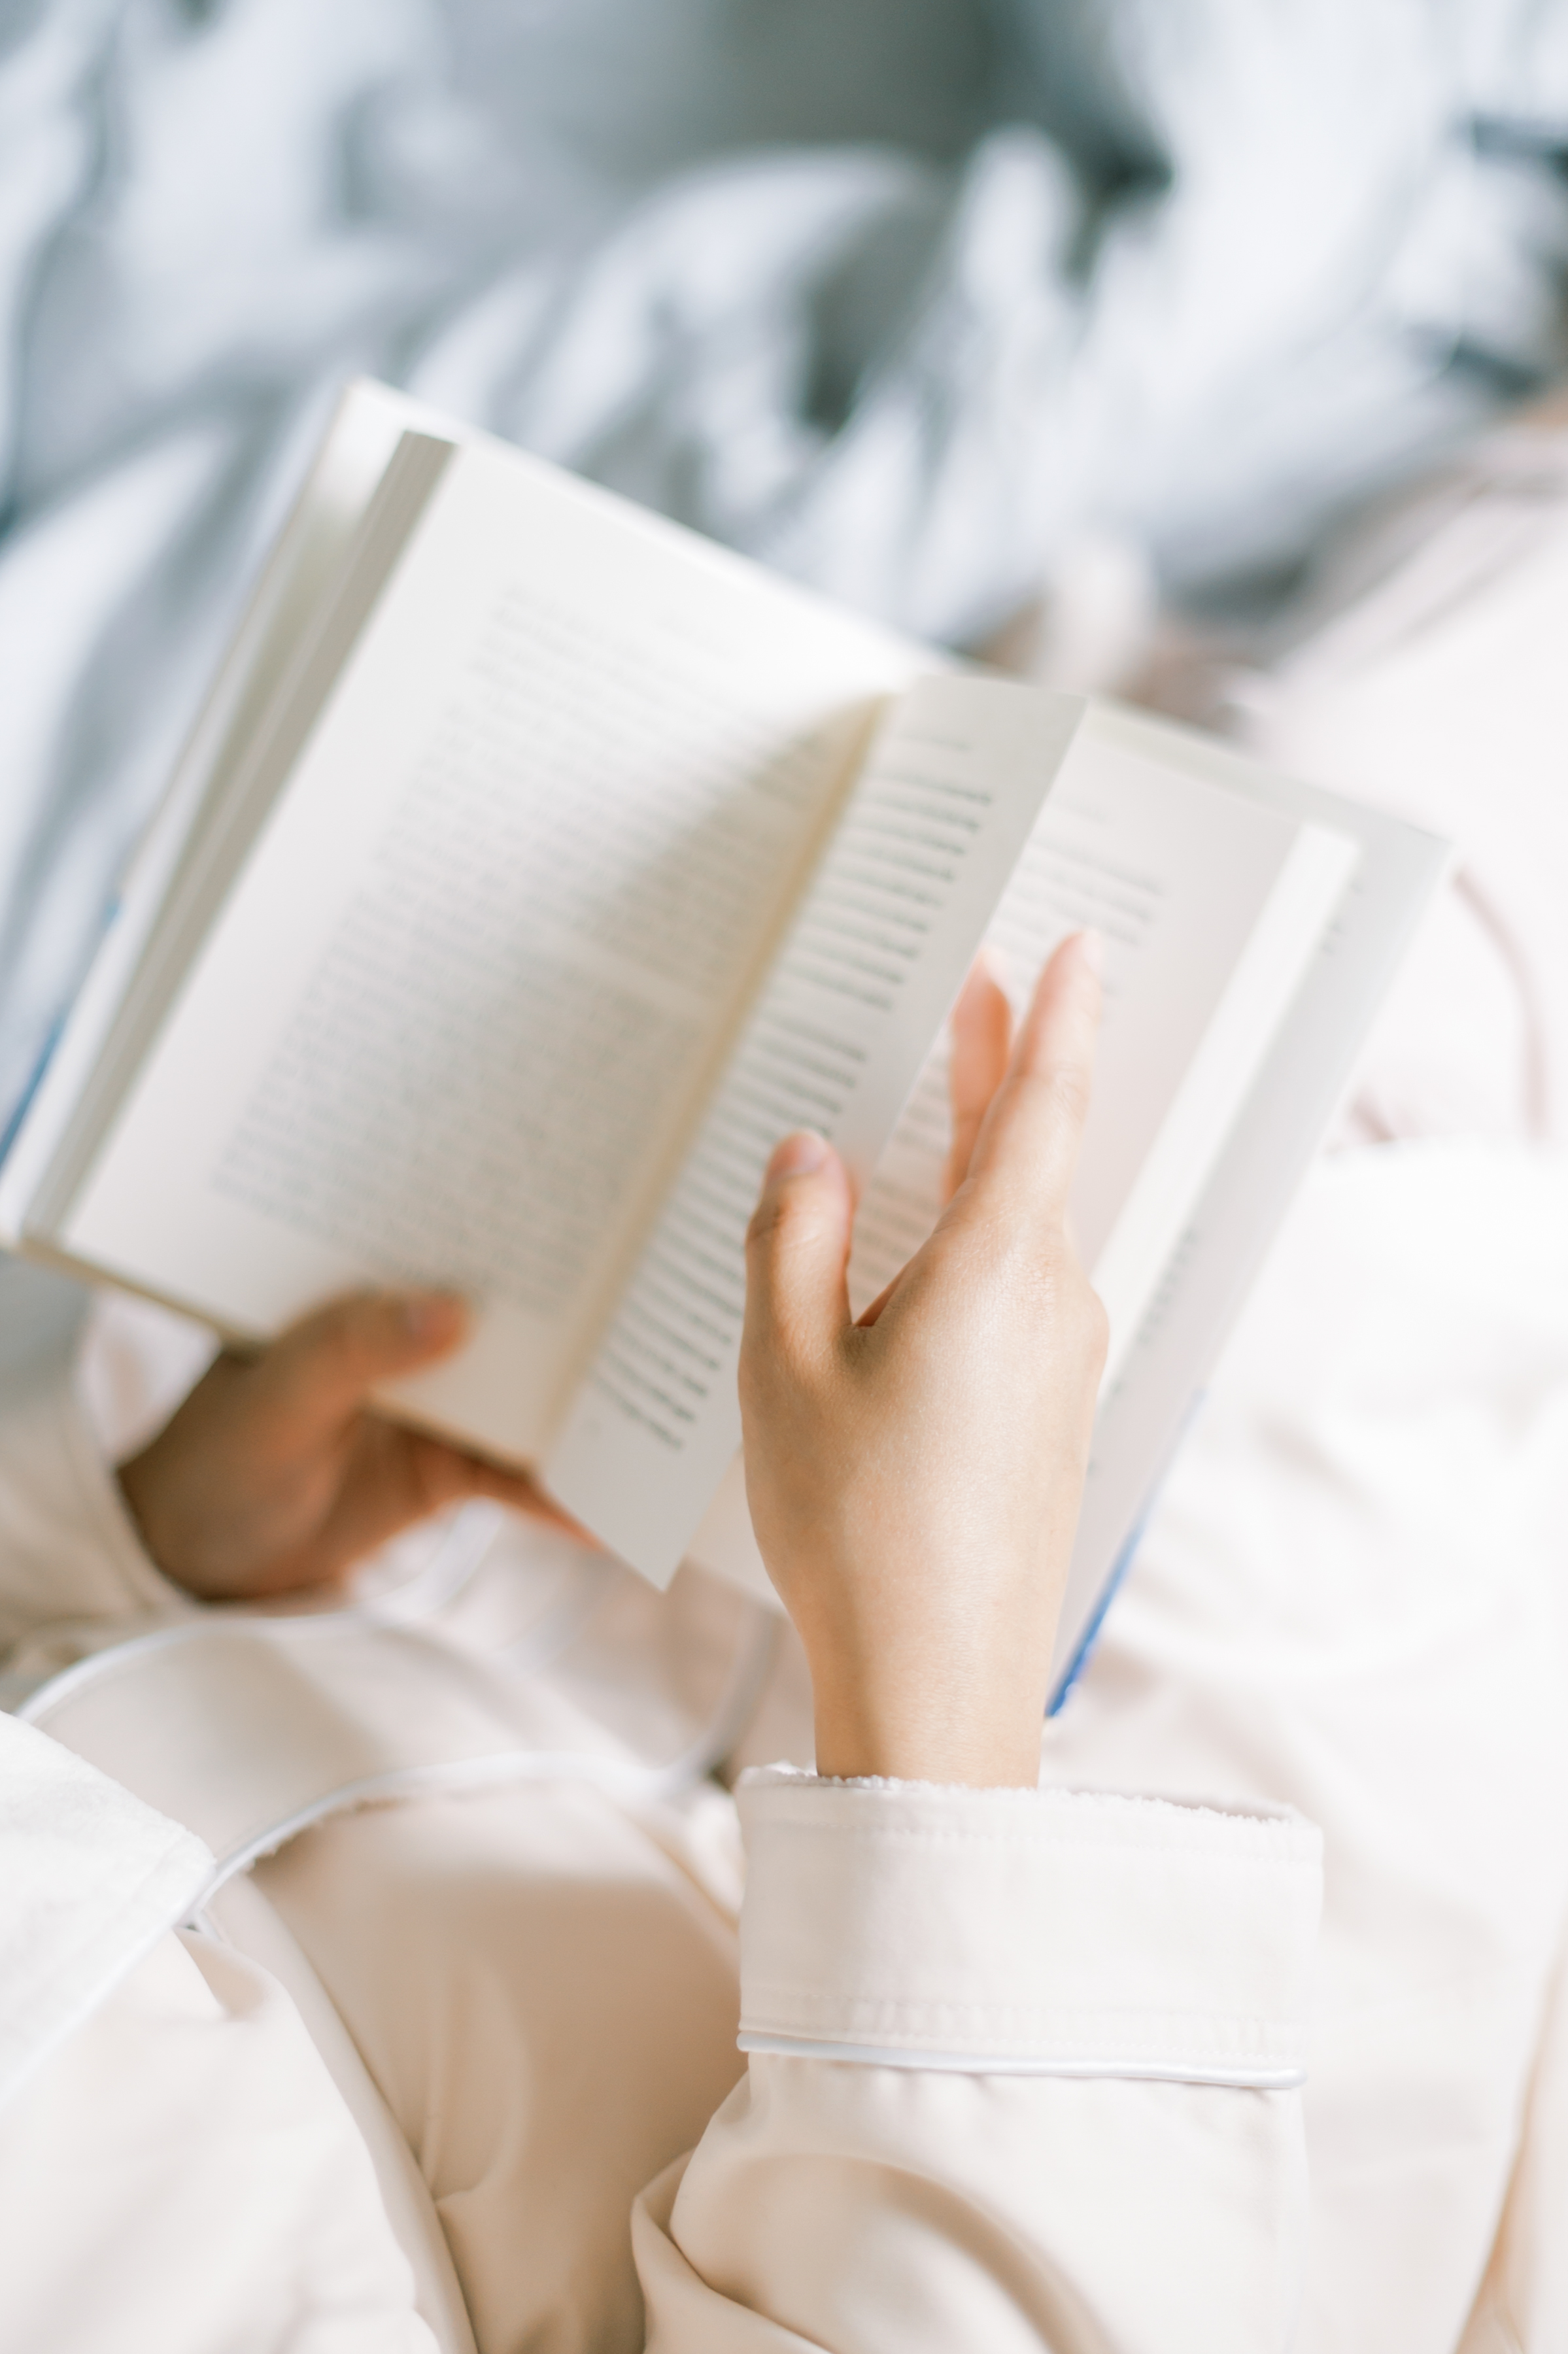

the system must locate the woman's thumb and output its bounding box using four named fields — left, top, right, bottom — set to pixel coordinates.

left=742, top=1132, right=855, bottom=1378
left=262, top=1289, right=468, bottom=1424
